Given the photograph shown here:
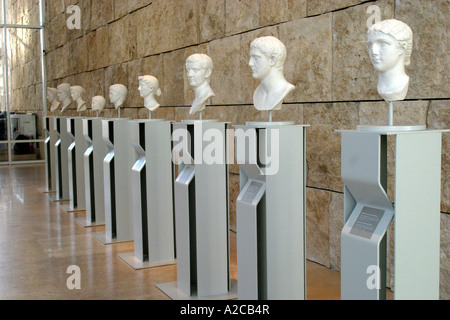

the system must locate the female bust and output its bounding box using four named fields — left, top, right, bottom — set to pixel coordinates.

left=138, top=75, right=162, bottom=112
left=109, top=84, right=128, bottom=109
left=367, top=19, right=413, bottom=102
